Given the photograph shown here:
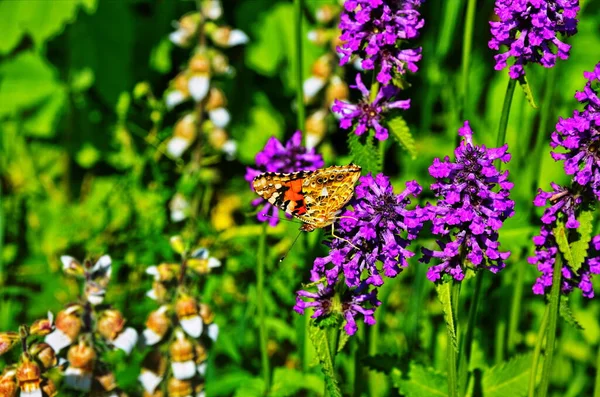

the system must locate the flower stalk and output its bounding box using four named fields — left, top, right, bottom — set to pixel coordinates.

left=257, top=223, right=270, bottom=390
left=295, top=0, right=305, bottom=133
